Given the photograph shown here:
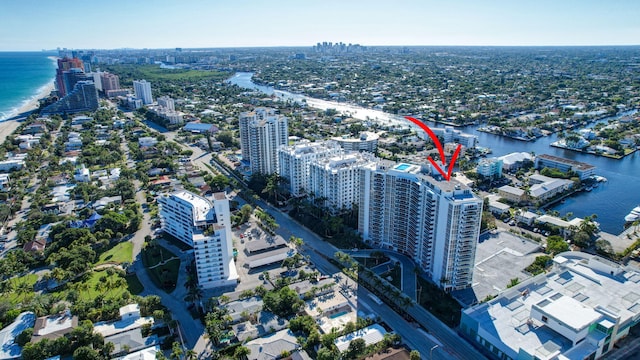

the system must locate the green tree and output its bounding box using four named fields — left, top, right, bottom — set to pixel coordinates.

left=546, top=235, right=569, bottom=255
left=73, top=346, right=101, bottom=360
left=233, top=345, right=251, bottom=360
left=170, top=341, right=184, bottom=360
left=345, top=338, right=366, bottom=359
left=410, top=350, right=421, bottom=360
